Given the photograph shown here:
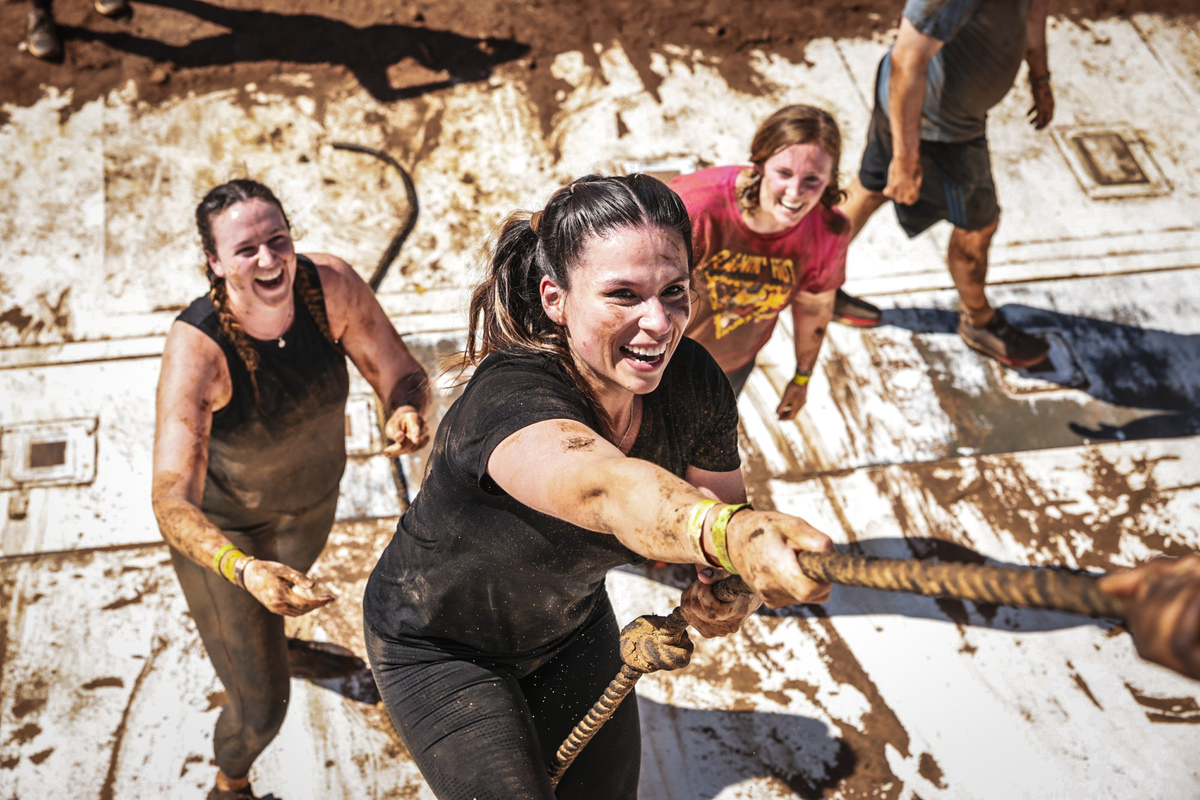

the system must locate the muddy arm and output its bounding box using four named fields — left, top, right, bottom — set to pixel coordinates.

left=488, top=418, right=834, bottom=606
